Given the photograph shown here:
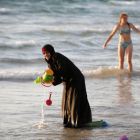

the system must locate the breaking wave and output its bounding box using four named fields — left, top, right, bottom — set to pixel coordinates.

left=0, top=40, right=37, bottom=48
left=109, top=1, right=140, bottom=6
left=43, top=27, right=112, bottom=35
left=82, top=66, right=138, bottom=78
left=1, top=66, right=140, bottom=82
left=0, top=71, right=42, bottom=81
left=0, top=8, right=12, bottom=14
